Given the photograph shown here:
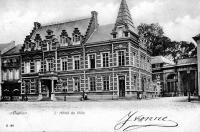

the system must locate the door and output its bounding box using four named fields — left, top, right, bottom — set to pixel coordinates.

left=119, top=76, right=125, bottom=97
